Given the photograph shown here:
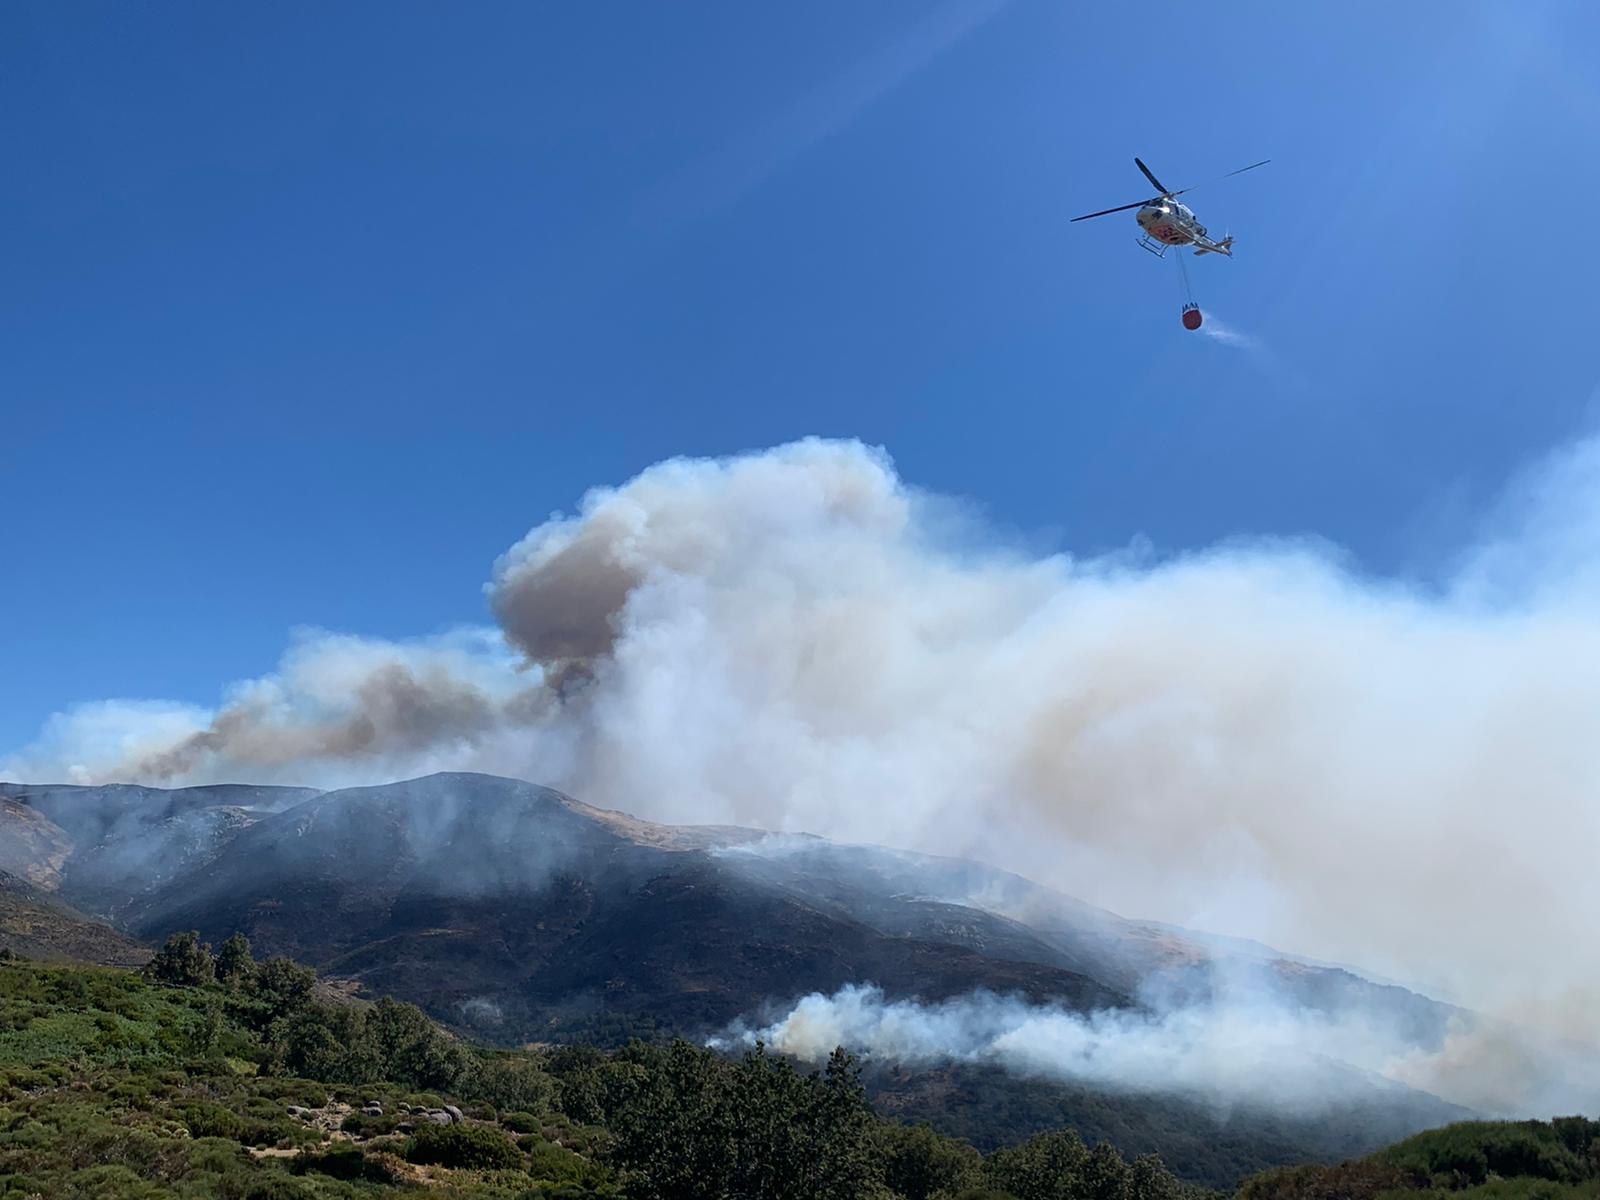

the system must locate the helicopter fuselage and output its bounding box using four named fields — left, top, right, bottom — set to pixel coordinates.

left=1136, top=200, right=1206, bottom=246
